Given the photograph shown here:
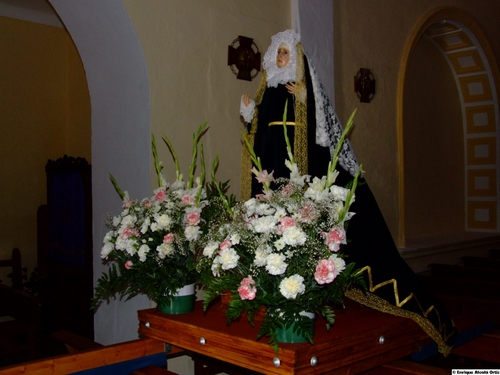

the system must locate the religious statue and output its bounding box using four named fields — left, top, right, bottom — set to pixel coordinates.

left=240, top=29, right=456, bottom=355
